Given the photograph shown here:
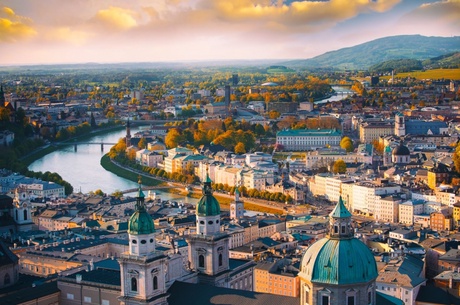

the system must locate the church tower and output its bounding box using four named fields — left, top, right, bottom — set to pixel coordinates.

left=119, top=180, right=168, bottom=305
left=11, top=188, right=33, bottom=232
left=126, top=118, right=132, bottom=147
left=0, top=85, right=5, bottom=107
left=230, top=188, right=244, bottom=222
left=299, top=196, right=378, bottom=305
left=395, top=113, right=405, bottom=136
left=186, top=174, right=230, bottom=284
left=383, top=145, right=392, bottom=167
